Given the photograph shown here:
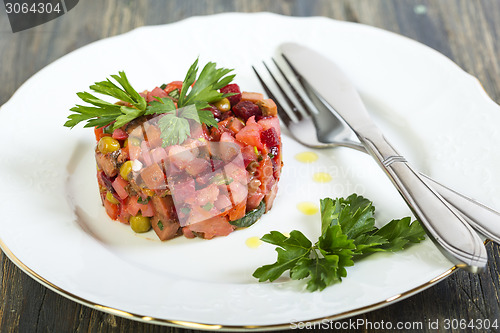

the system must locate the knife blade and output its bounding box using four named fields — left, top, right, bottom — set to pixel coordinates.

left=280, top=42, right=488, bottom=272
